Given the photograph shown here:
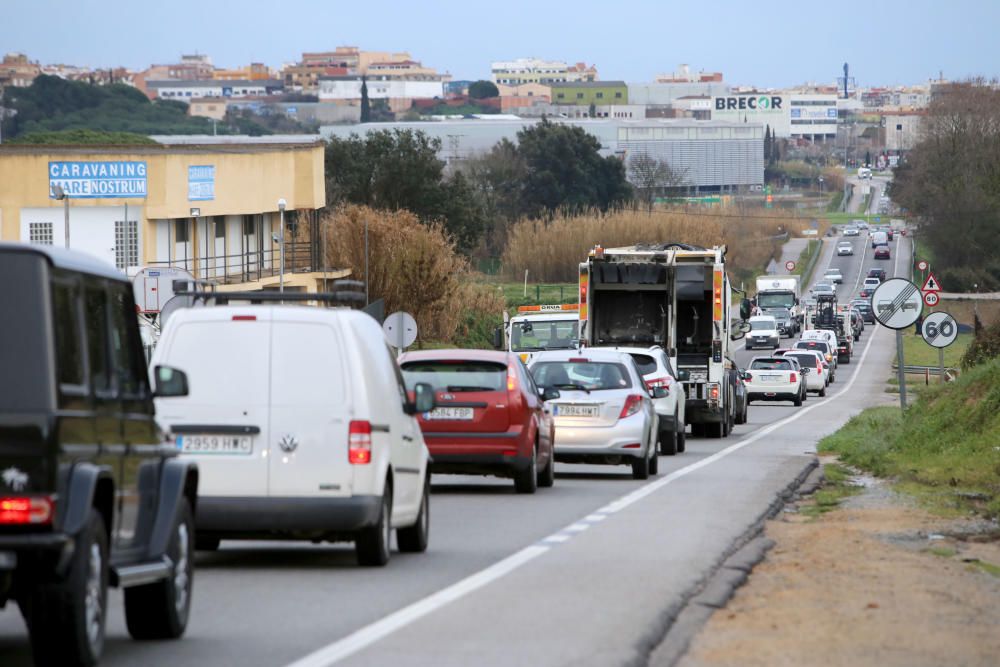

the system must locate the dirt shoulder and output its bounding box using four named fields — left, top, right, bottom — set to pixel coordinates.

left=677, top=459, right=1000, bottom=667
